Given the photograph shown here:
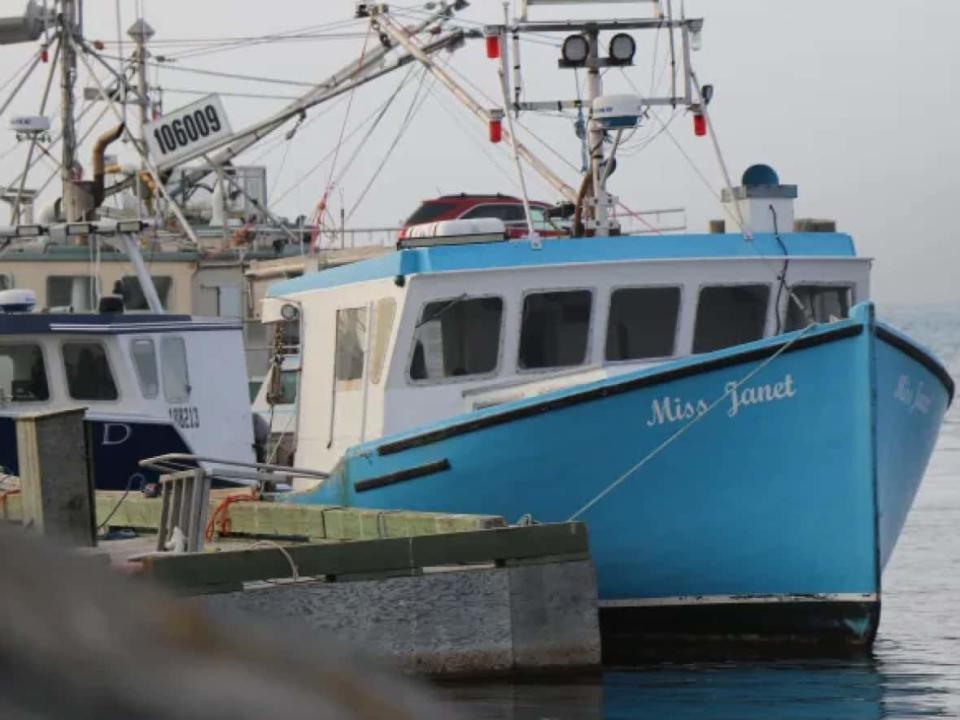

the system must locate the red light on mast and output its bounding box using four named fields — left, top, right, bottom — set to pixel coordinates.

left=693, top=112, right=707, bottom=137
left=489, top=117, right=503, bottom=143
left=485, top=35, right=501, bottom=59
